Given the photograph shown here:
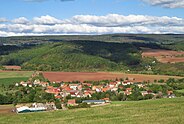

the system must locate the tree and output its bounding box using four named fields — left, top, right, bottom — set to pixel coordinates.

left=55, top=99, right=62, bottom=109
